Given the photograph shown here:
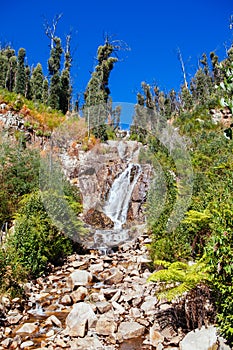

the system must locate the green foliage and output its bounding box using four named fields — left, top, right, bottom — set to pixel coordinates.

left=15, top=48, right=26, bottom=95
left=83, top=38, right=119, bottom=136
left=148, top=259, right=209, bottom=301
left=31, top=63, right=44, bottom=102
left=7, top=191, right=74, bottom=278
left=0, top=139, right=40, bottom=226
left=204, top=197, right=233, bottom=345
left=39, top=157, right=85, bottom=243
